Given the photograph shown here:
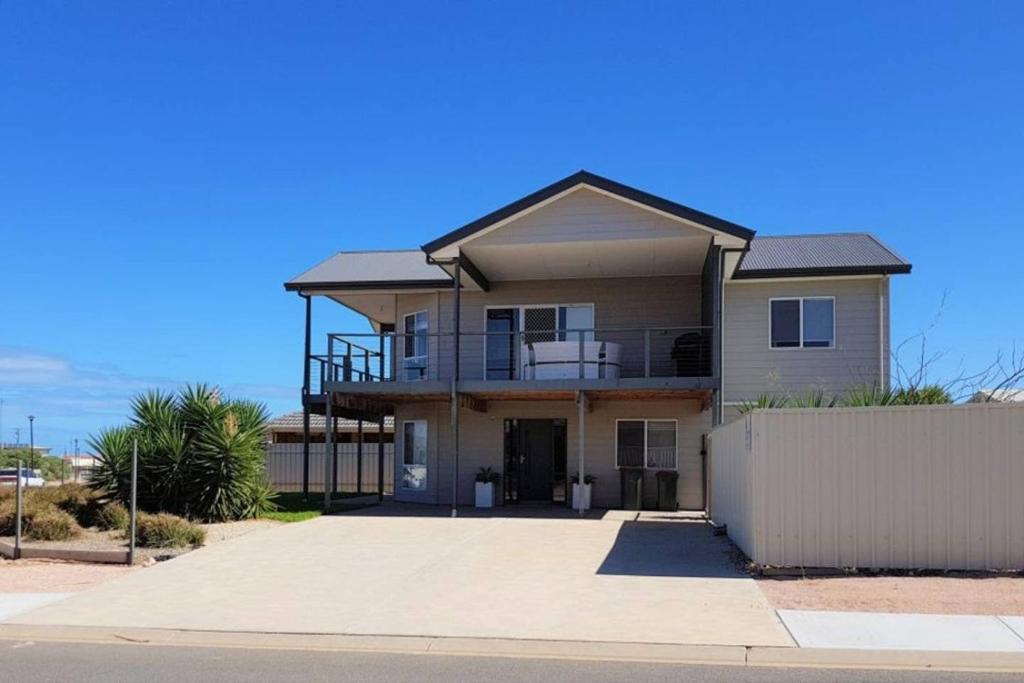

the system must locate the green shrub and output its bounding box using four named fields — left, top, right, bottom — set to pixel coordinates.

left=0, top=498, right=15, bottom=535
left=894, top=385, right=953, bottom=405
left=25, top=509, right=82, bottom=541
left=134, top=513, right=206, bottom=548
left=29, top=484, right=103, bottom=527
left=97, top=502, right=130, bottom=531
left=0, top=495, right=55, bottom=535
left=90, top=385, right=275, bottom=522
